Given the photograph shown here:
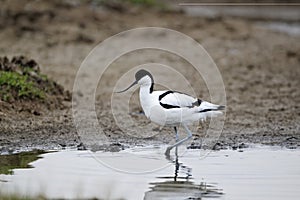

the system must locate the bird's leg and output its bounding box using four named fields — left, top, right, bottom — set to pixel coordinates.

left=183, top=124, right=193, bottom=139
left=174, top=127, right=179, bottom=156
left=165, top=127, right=178, bottom=157
left=165, top=124, right=193, bottom=156
left=174, top=127, right=179, bottom=142
left=174, top=146, right=179, bottom=181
